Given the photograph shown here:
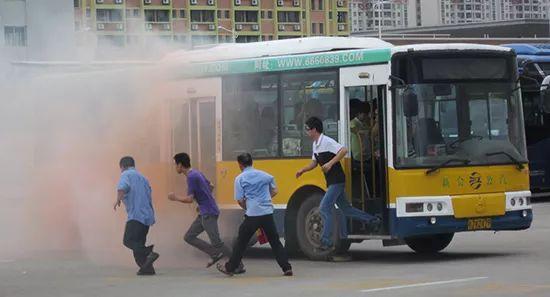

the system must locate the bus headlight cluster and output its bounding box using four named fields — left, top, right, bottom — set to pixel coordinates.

left=397, top=196, right=454, bottom=218
left=506, top=192, right=532, bottom=212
